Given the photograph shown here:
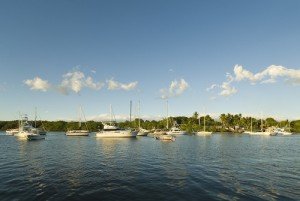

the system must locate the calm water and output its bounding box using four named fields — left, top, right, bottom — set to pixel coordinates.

left=0, top=132, right=299, bottom=201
